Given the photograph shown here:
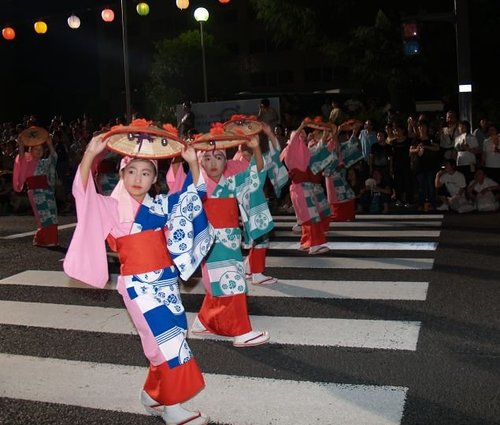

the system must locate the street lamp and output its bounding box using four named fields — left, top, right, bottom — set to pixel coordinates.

left=194, top=7, right=209, bottom=103
left=120, top=0, right=132, bottom=123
